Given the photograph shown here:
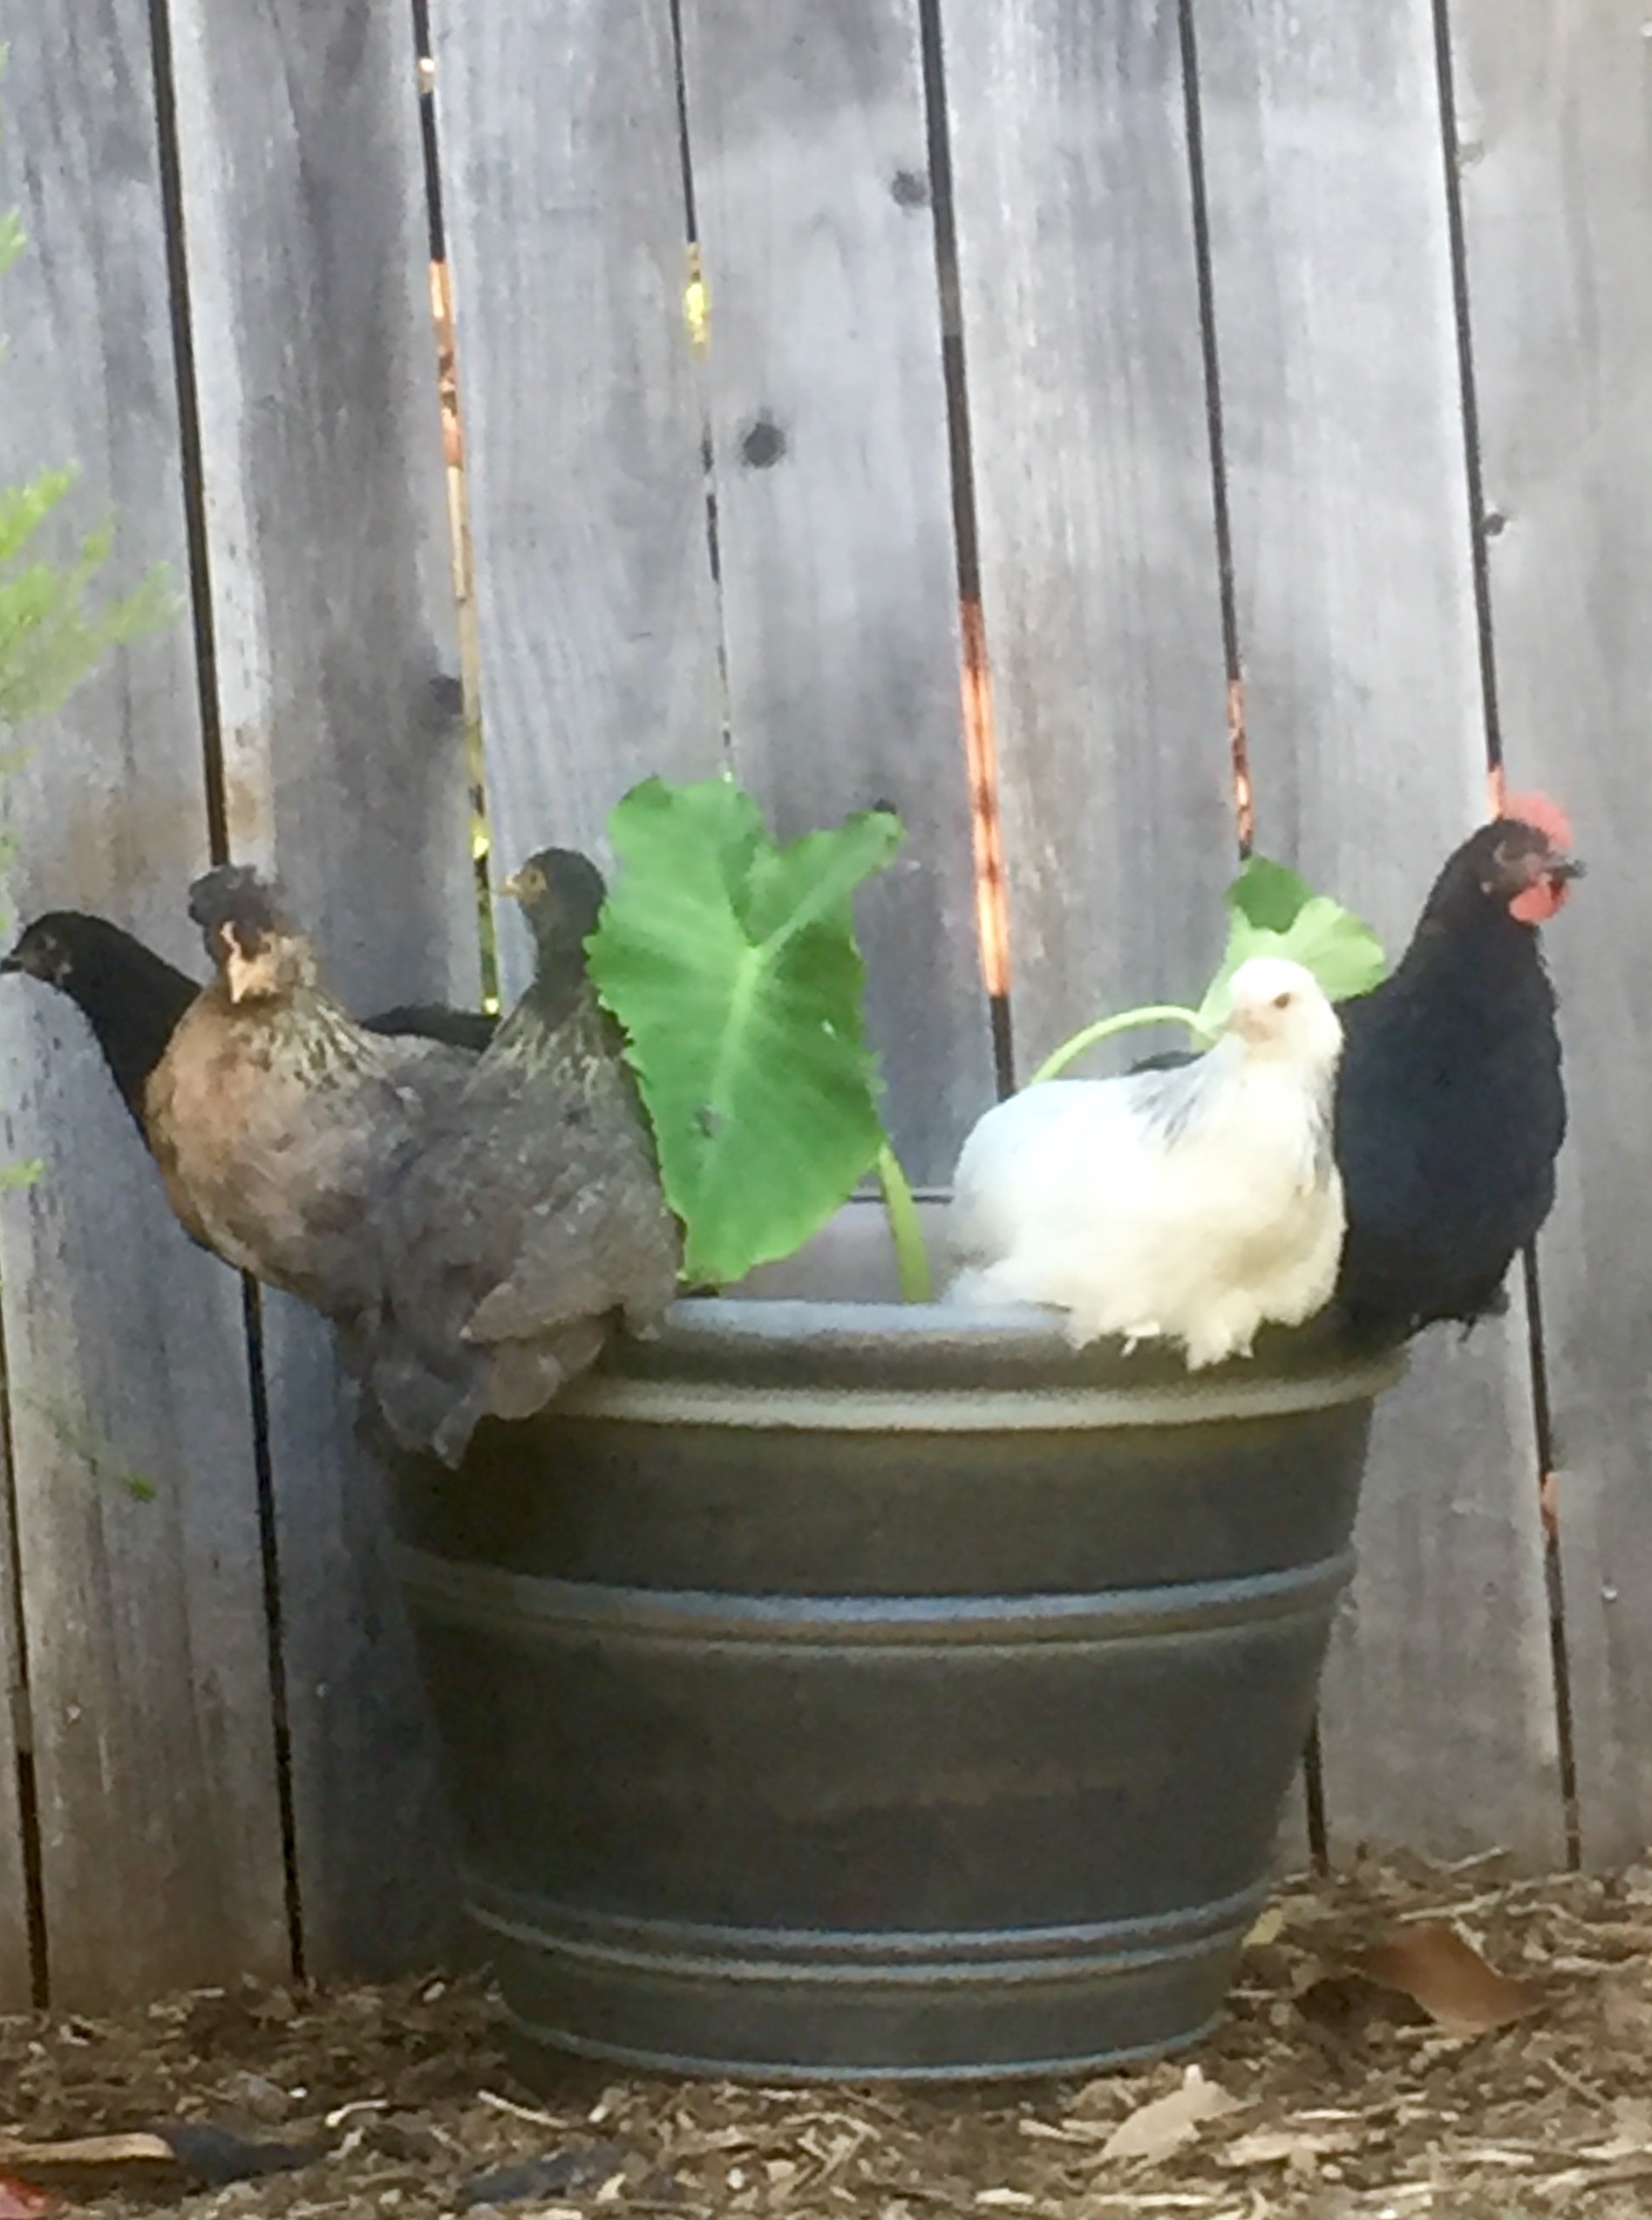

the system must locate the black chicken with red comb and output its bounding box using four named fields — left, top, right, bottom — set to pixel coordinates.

left=1333, top=793, right=1581, bottom=1340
